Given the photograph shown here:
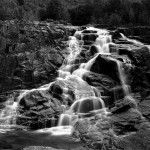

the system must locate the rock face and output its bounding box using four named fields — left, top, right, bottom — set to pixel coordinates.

left=67, top=26, right=150, bottom=150
left=113, top=26, right=150, bottom=44
left=1, top=24, right=150, bottom=150
left=89, top=54, right=122, bottom=84
left=17, top=87, right=63, bottom=129
left=0, top=20, right=80, bottom=93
